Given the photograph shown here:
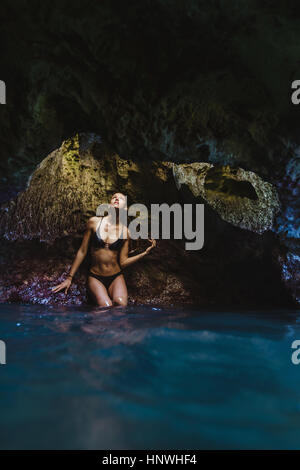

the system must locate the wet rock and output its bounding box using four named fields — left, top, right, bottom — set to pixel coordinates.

left=272, top=142, right=300, bottom=304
